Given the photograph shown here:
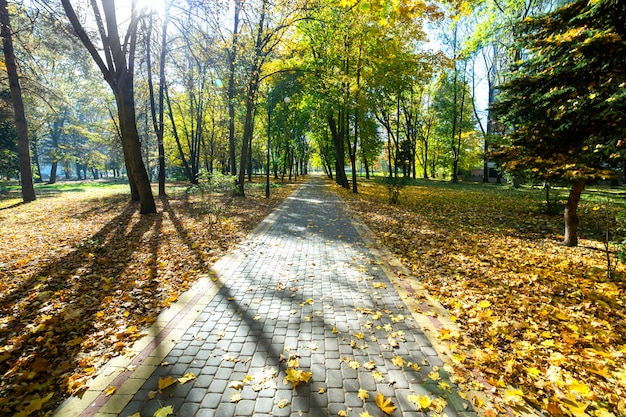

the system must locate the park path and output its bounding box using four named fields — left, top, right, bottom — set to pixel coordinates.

left=54, top=176, right=477, bottom=417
